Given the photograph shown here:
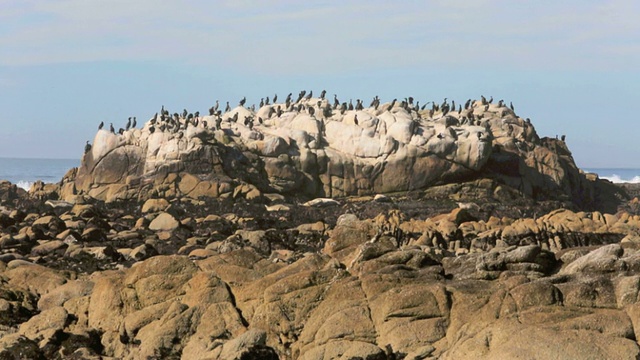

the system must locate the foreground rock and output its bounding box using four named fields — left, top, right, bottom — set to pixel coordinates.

left=1, top=190, right=640, bottom=358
